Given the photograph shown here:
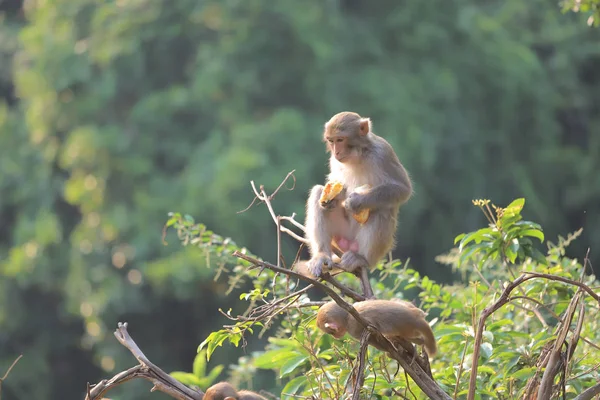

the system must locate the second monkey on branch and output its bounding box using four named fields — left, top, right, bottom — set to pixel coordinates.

left=300, top=111, right=412, bottom=298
